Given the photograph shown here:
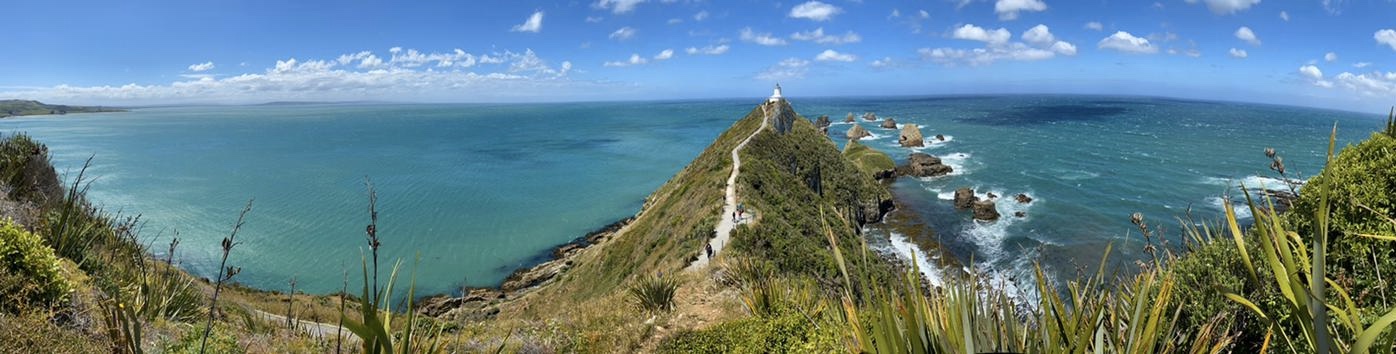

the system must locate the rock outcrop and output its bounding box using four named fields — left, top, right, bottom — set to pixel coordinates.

left=815, top=115, right=831, bottom=128
left=846, top=125, right=872, bottom=140
left=972, top=200, right=1000, bottom=221
left=1014, top=211, right=1026, bottom=218
left=862, top=112, right=877, bottom=121
left=1015, top=193, right=1033, bottom=204
left=881, top=118, right=897, bottom=129
left=899, top=124, right=925, bottom=147
left=935, top=134, right=946, bottom=142
left=954, top=188, right=978, bottom=209
left=845, top=112, right=856, bottom=123
left=896, top=153, right=954, bottom=177
left=855, top=198, right=896, bottom=225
